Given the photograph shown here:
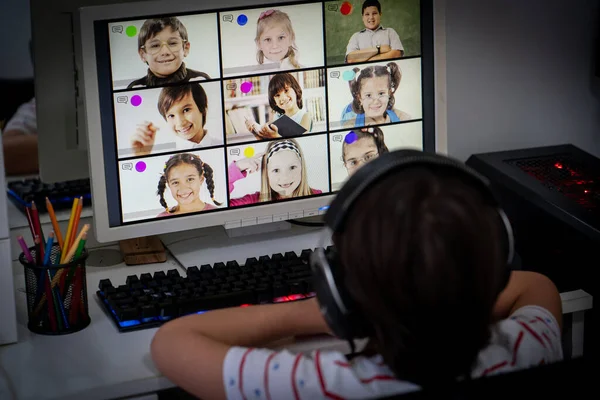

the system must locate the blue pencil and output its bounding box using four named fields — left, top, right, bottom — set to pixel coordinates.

left=43, top=233, right=55, bottom=266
